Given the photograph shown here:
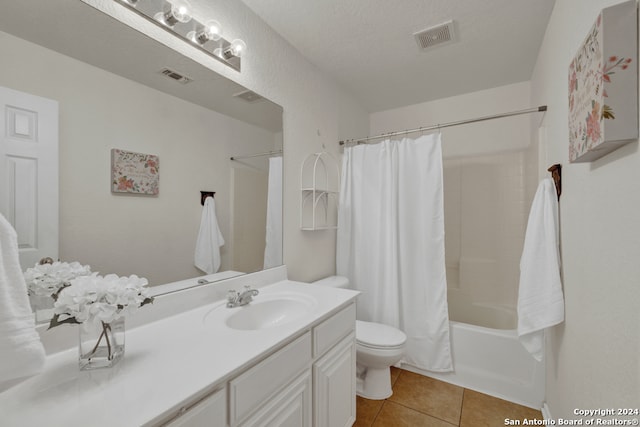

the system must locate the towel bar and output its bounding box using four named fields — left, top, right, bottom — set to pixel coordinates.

left=200, top=191, right=216, bottom=205
left=547, top=164, right=561, bottom=200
